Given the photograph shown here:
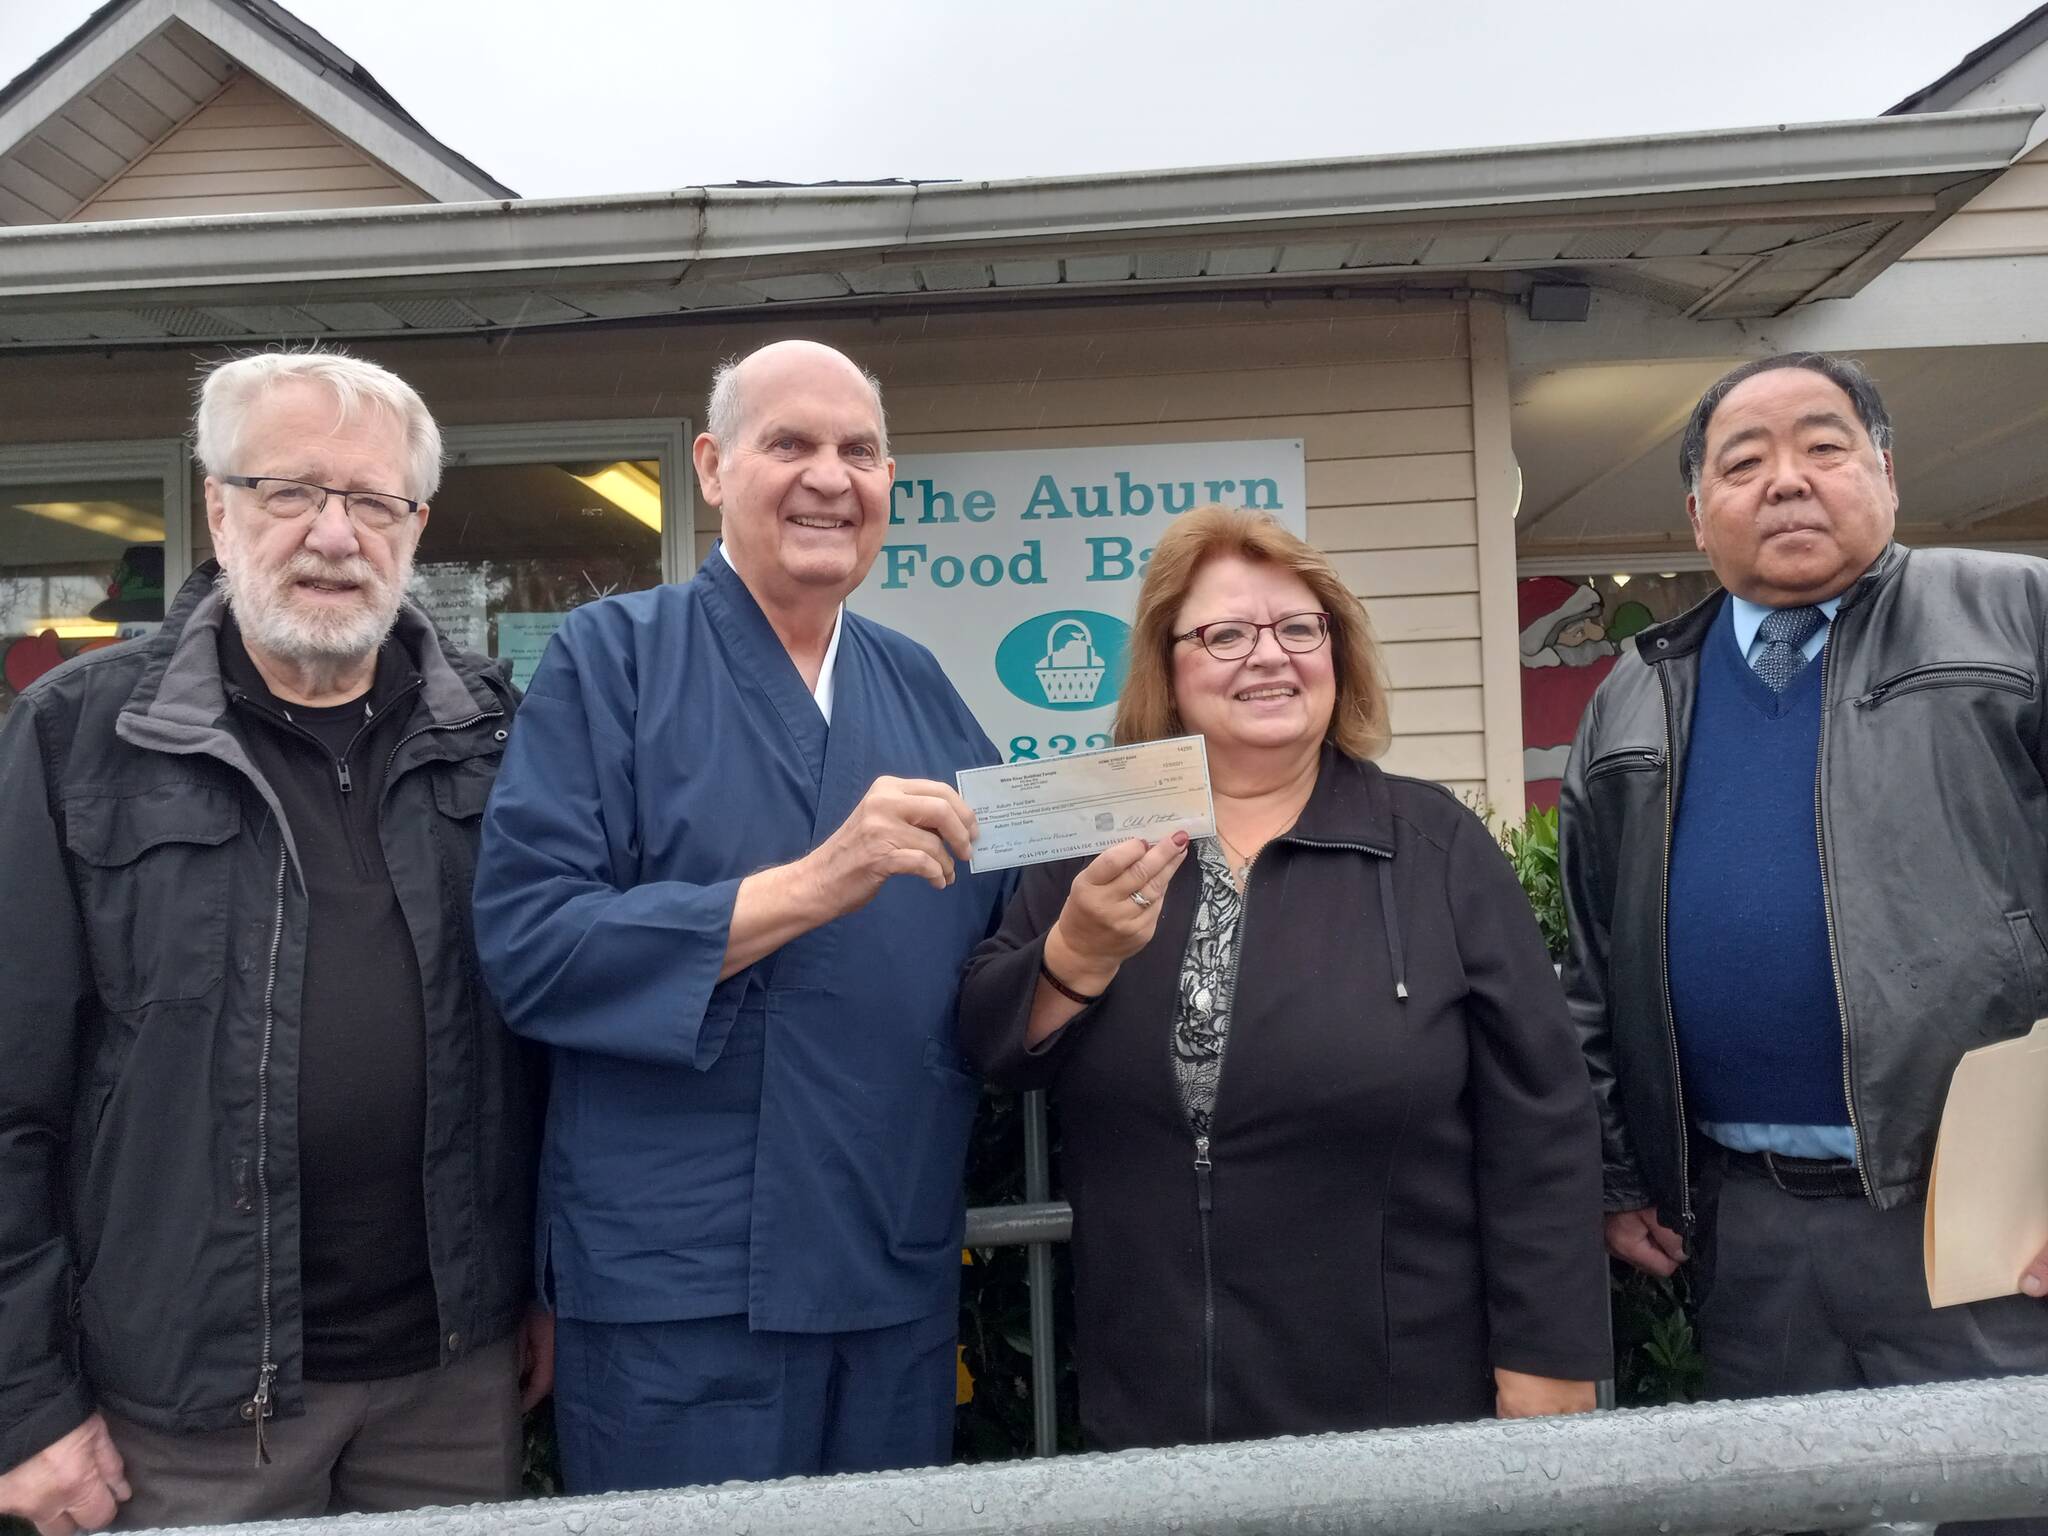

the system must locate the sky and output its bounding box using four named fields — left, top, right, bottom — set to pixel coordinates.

left=0, top=0, right=2038, bottom=197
